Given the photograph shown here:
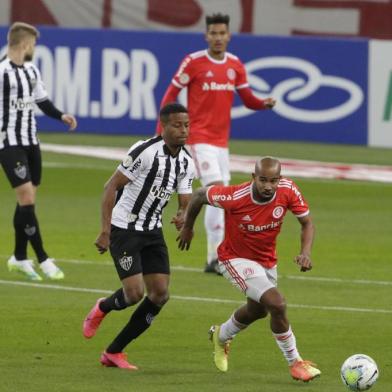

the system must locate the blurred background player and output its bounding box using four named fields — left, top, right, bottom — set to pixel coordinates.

left=83, top=103, right=194, bottom=370
left=177, top=157, right=321, bottom=382
left=0, top=22, right=77, bottom=281
left=159, top=13, right=276, bottom=274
